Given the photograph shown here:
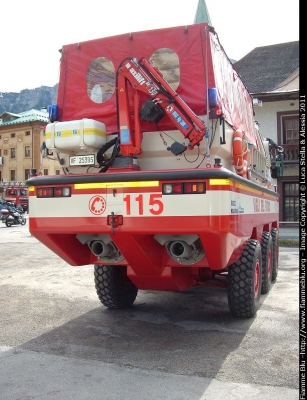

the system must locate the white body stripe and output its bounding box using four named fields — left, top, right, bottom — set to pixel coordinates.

left=29, top=191, right=278, bottom=218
